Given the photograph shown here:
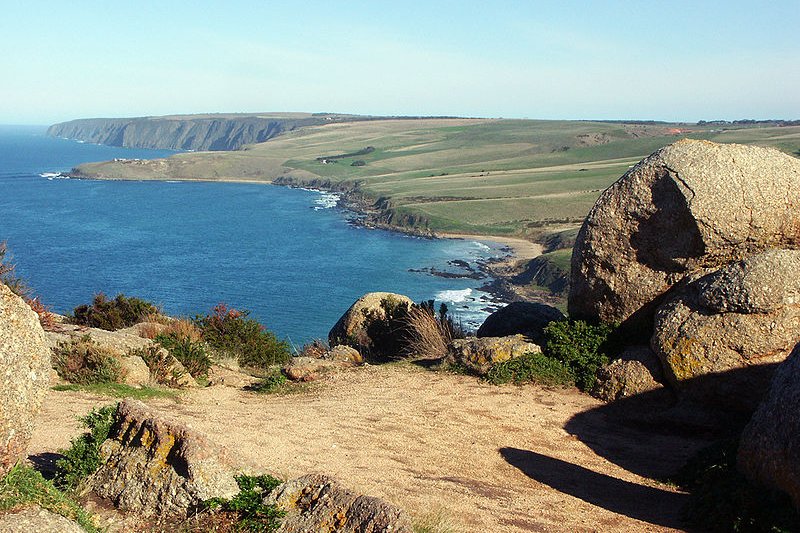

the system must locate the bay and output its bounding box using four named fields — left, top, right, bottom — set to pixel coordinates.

left=0, top=126, right=505, bottom=344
